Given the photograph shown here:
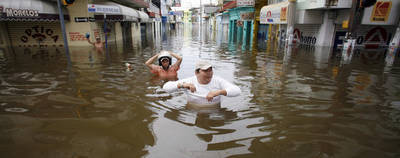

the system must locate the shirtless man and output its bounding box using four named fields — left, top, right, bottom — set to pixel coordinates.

left=145, top=51, right=182, bottom=80
left=87, top=36, right=105, bottom=49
